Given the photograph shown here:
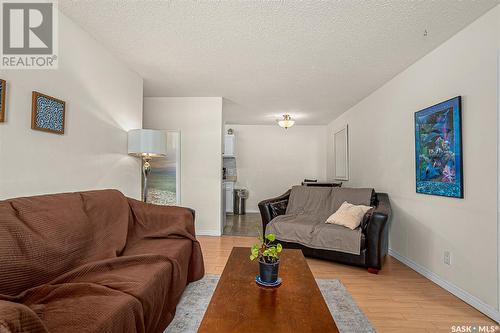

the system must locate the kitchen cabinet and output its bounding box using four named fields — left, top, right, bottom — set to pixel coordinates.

left=224, top=134, right=235, bottom=156
left=224, top=181, right=234, bottom=213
